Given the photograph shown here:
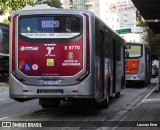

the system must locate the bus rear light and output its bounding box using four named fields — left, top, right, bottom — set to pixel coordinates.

left=23, top=90, right=28, bottom=92
left=11, top=14, right=25, bottom=82
left=72, top=90, right=78, bottom=93
left=13, top=71, right=25, bottom=81
left=76, top=71, right=89, bottom=81
left=141, top=63, right=144, bottom=73
left=85, top=14, right=90, bottom=74
left=12, top=14, right=19, bottom=73
left=76, top=14, right=90, bottom=82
